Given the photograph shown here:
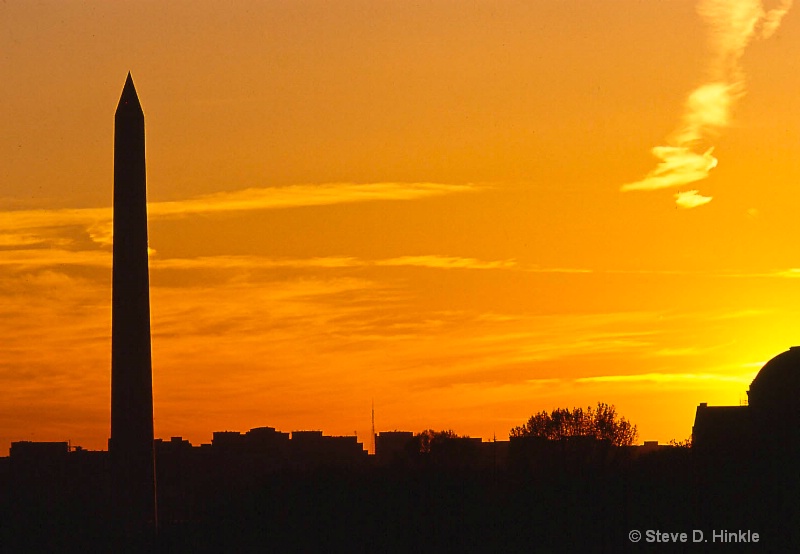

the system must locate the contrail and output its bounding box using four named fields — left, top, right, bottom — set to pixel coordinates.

left=621, top=0, right=792, bottom=208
